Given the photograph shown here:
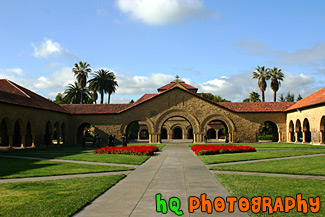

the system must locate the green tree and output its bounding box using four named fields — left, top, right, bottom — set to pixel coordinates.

left=199, top=93, right=231, bottom=102
left=285, top=91, right=295, bottom=102
left=72, top=61, right=92, bottom=104
left=129, top=99, right=134, bottom=103
left=243, top=91, right=261, bottom=102
left=107, top=72, right=118, bottom=104
left=252, top=66, right=270, bottom=102
left=297, top=94, right=303, bottom=101
left=64, top=82, right=91, bottom=104
left=269, top=67, right=284, bottom=102
left=278, top=93, right=285, bottom=102
left=53, top=93, right=70, bottom=104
